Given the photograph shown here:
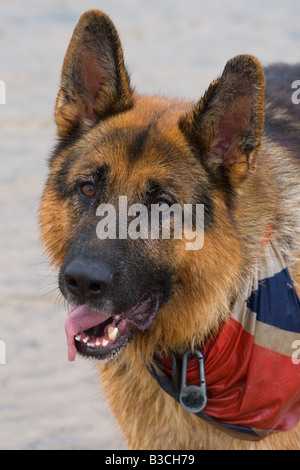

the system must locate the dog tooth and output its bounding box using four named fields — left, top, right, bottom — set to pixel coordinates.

left=102, top=339, right=108, bottom=347
left=95, top=339, right=101, bottom=346
left=108, top=327, right=118, bottom=341
left=75, top=334, right=81, bottom=341
left=82, top=336, right=89, bottom=344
